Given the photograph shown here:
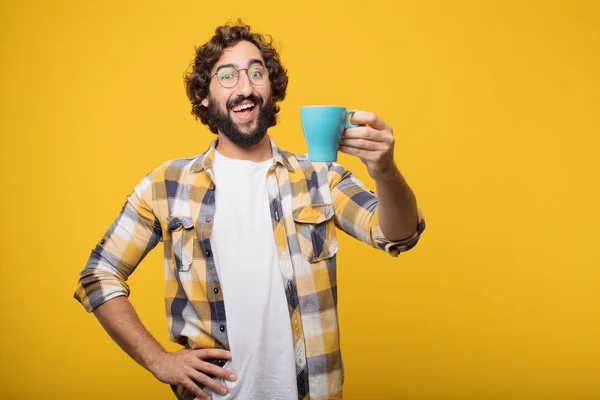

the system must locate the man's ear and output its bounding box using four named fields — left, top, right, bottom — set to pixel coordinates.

left=201, top=98, right=209, bottom=107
